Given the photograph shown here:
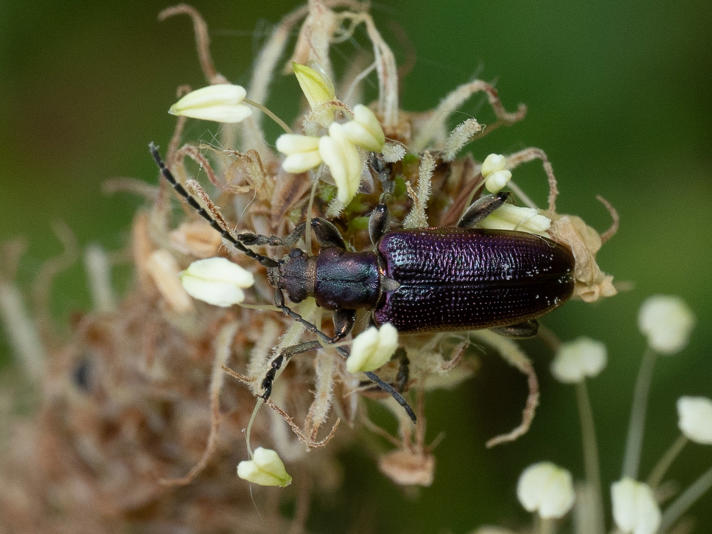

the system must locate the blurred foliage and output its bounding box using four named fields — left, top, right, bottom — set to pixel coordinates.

left=1, top=0, right=711, bottom=532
